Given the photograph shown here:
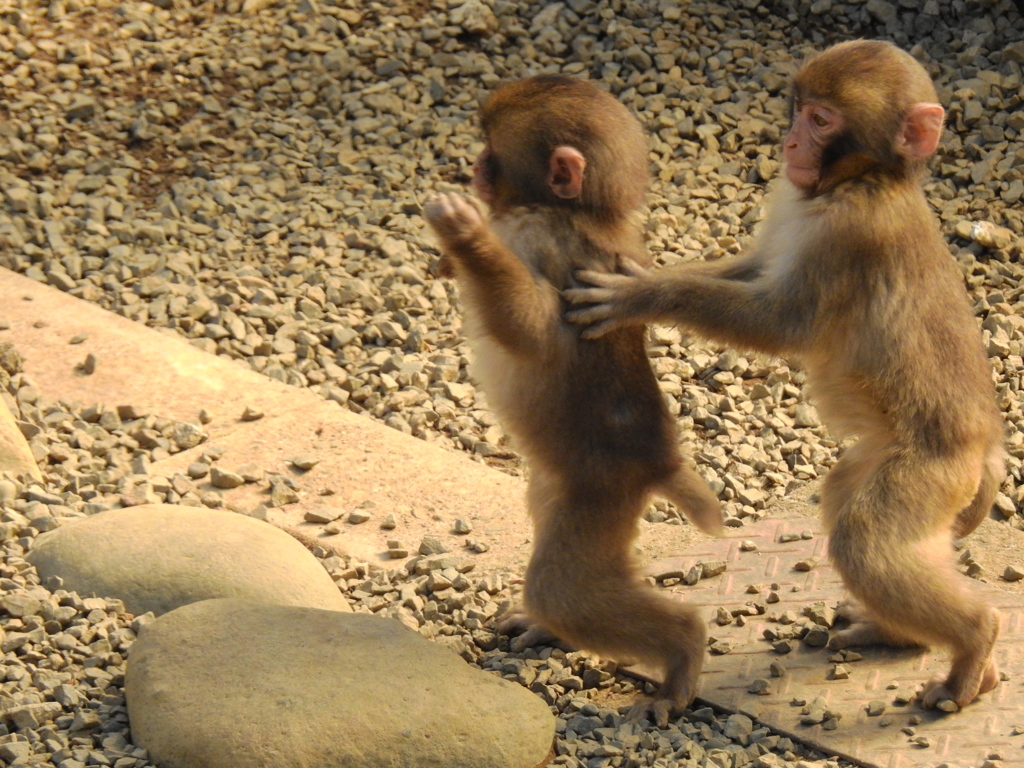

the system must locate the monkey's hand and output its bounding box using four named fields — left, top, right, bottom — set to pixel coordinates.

left=423, top=193, right=487, bottom=250
left=564, top=257, right=651, bottom=339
